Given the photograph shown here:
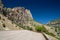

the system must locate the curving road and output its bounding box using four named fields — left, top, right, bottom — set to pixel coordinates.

left=0, top=30, right=46, bottom=40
